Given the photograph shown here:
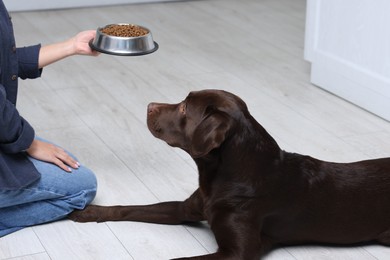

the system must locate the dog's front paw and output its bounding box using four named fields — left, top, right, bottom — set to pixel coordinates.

left=68, top=205, right=104, bottom=223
